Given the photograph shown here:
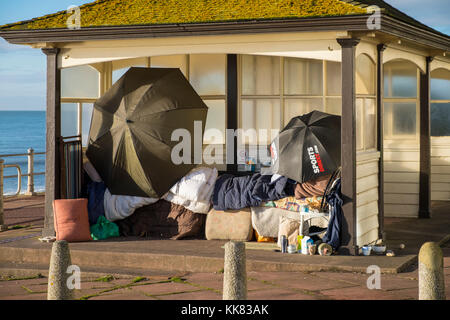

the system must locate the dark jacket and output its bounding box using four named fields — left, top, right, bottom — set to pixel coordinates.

left=322, top=178, right=343, bottom=250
